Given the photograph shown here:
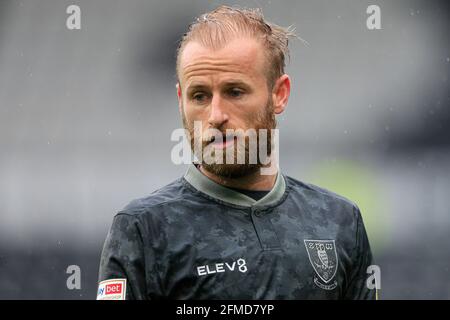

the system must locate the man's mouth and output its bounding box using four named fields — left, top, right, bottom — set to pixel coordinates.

left=207, top=134, right=236, bottom=149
